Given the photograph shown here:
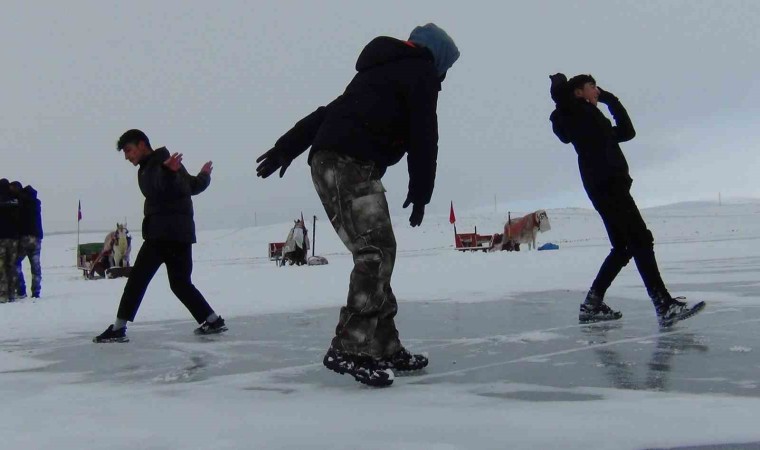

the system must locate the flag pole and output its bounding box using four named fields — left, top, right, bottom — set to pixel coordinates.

left=76, top=201, right=80, bottom=267
left=312, top=215, right=317, bottom=257
left=450, top=201, right=457, bottom=246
